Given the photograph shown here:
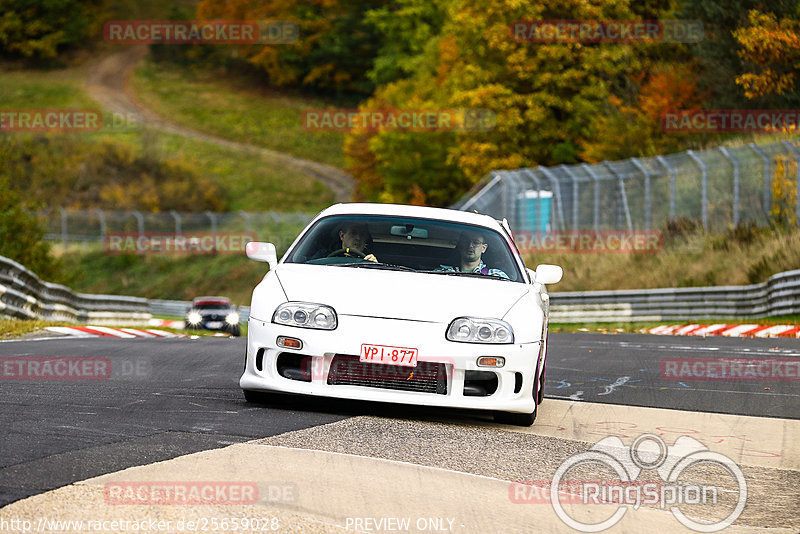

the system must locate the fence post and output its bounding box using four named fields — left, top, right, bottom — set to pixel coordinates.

left=630, top=158, right=651, bottom=230
left=59, top=207, right=68, bottom=249
left=718, top=147, right=740, bottom=227
left=603, top=161, right=633, bottom=232
left=170, top=210, right=181, bottom=235
left=205, top=211, right=218, bottom=252
left=581, top=164, right=601, bottom=231
left=656, top=155, right=676, bottom=221
left=239, top=210, right=252, bottom=235
left=559, top=165, right=580, bottom=229
left=686, top=150, right=708, bottom=230
left=94, top=208, right=107, bottom=241
left=781, top=140, right=800, bottom=227
left=750, top=143, right=771, bottom=220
